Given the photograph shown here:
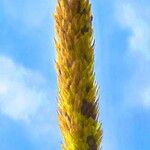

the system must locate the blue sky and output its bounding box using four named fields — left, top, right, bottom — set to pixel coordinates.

left=0, top=0, right=150, bottom=149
